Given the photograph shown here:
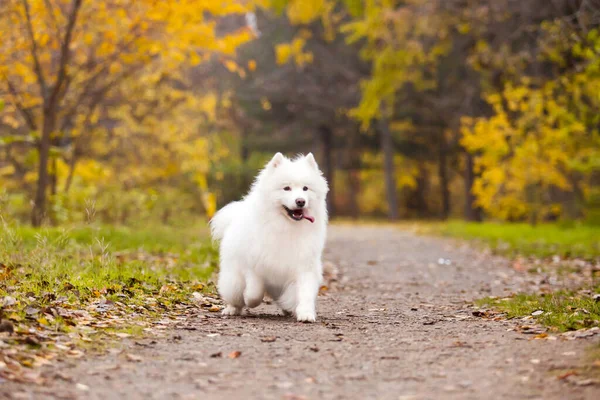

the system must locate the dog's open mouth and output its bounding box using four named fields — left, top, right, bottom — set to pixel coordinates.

left=283, top=206, right=315, bottom=223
